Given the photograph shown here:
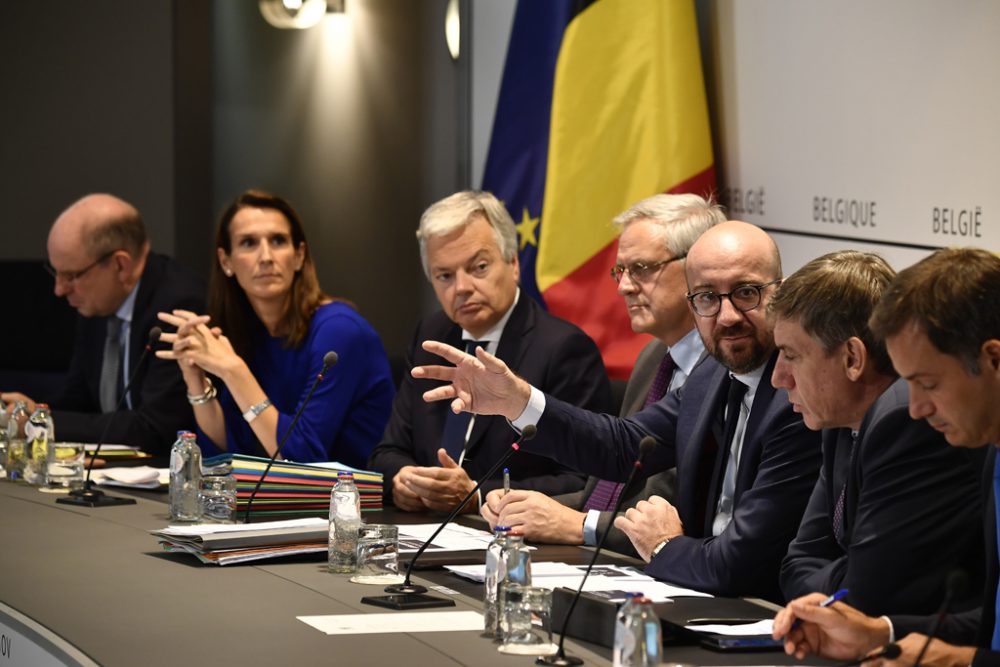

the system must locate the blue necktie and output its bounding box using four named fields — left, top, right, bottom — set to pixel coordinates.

left=991, top=449, right=1000, bottom=650
left=439, top=340, right=484, bottom=461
